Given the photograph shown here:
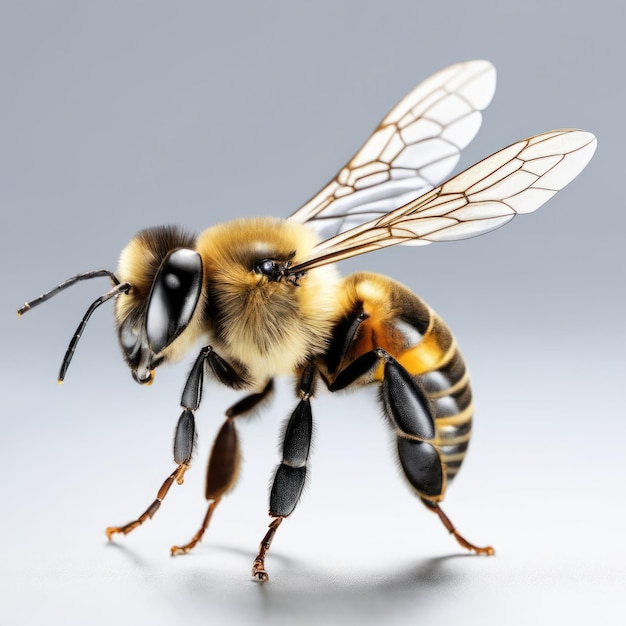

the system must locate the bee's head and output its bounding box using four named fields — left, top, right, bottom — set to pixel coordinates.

left=115, top=226, right=203, bottom=385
